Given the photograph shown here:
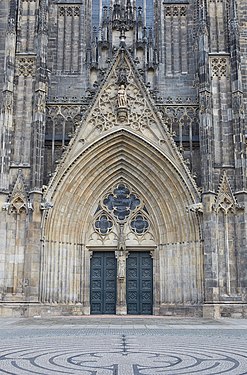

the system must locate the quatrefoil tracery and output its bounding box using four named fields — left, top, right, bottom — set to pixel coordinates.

left=93, top=183, right=150, bottom=236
